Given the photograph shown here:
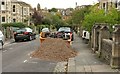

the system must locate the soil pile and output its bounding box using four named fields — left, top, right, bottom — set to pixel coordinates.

left=31, top=38, right=77, bottom=62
